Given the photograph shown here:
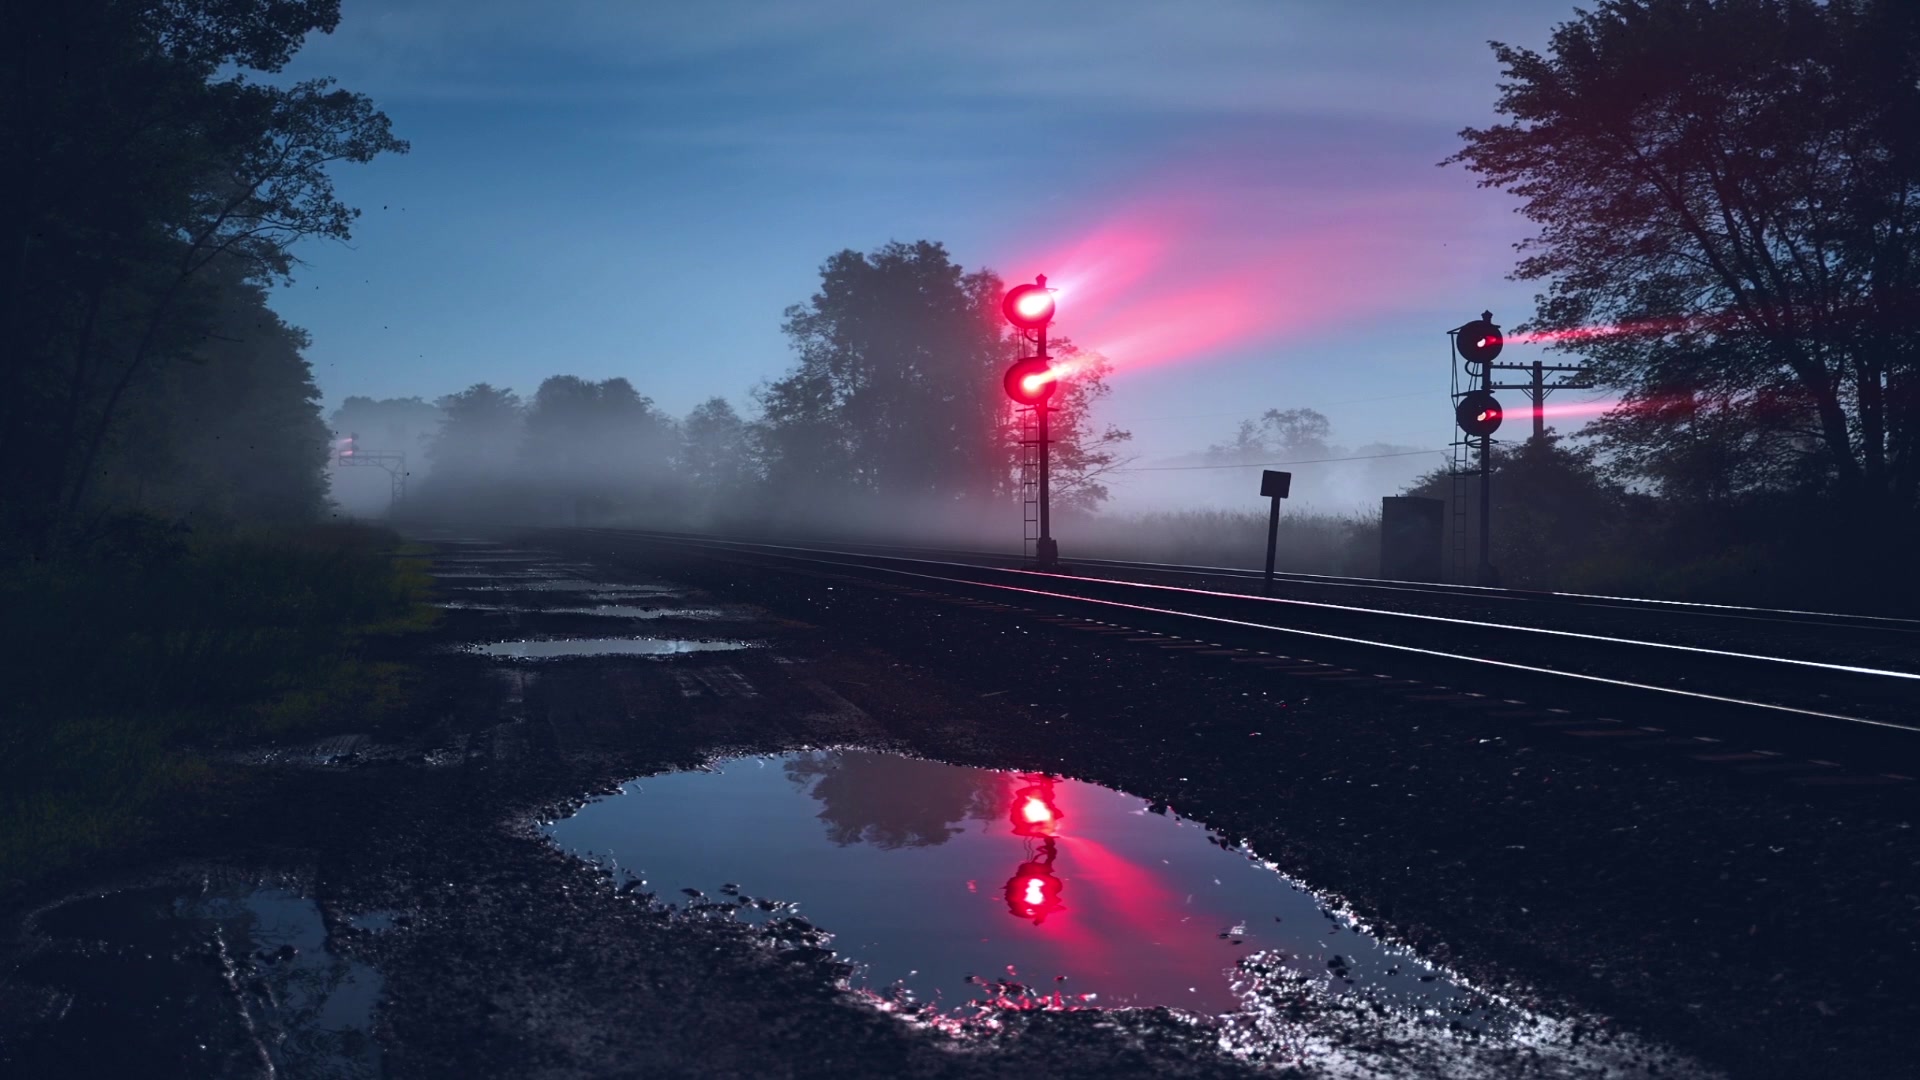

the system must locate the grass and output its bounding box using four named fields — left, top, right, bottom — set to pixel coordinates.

left=1062, top=508, right=1384, bottom=577
left=0, top=521, right=436, bottom=894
